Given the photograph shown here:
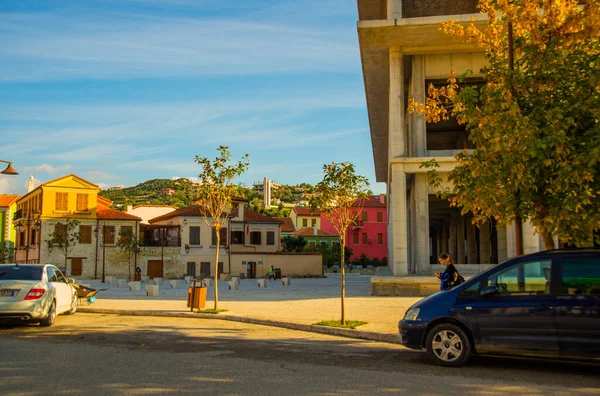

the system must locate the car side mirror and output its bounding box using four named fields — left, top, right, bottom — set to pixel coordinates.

left=67, top=278, right=75, bottom=284
left=481, top=285, right=499, bottom=297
